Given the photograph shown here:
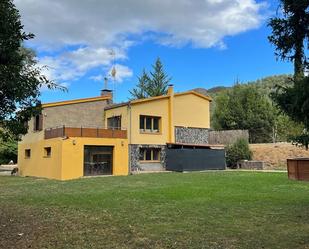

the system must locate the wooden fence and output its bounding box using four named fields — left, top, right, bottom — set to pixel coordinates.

left=208, top=129, right=249, bottom=145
